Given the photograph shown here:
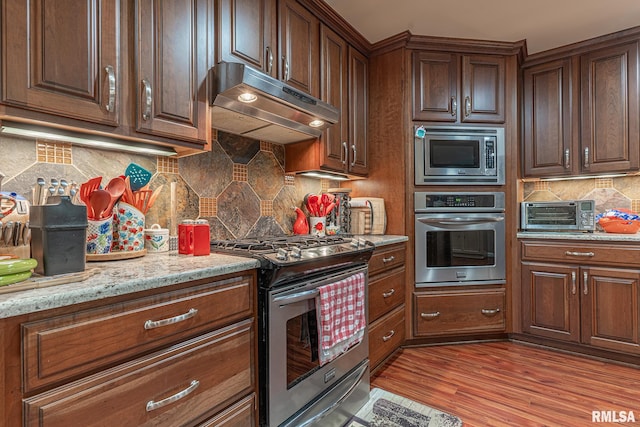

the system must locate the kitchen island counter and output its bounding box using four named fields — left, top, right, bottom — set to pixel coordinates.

left=0, top=252, right=260, bottom=319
